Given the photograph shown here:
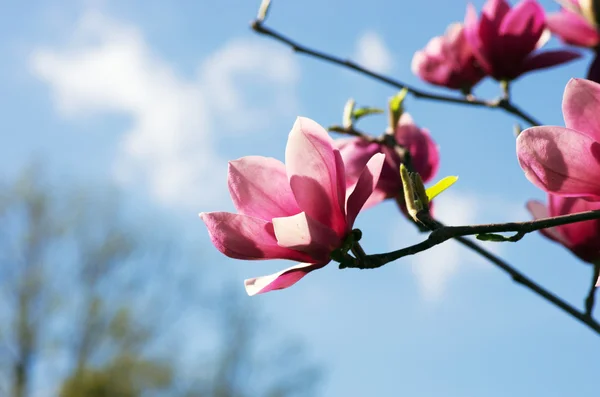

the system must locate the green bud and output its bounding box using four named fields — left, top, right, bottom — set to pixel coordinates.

left=400, top=164, right=420, bottom=222
left=411, top=172, right=429, bottom=208
left=342, top=98, right=356, bottom=129
left=256, top=0, right=271, bottom=22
